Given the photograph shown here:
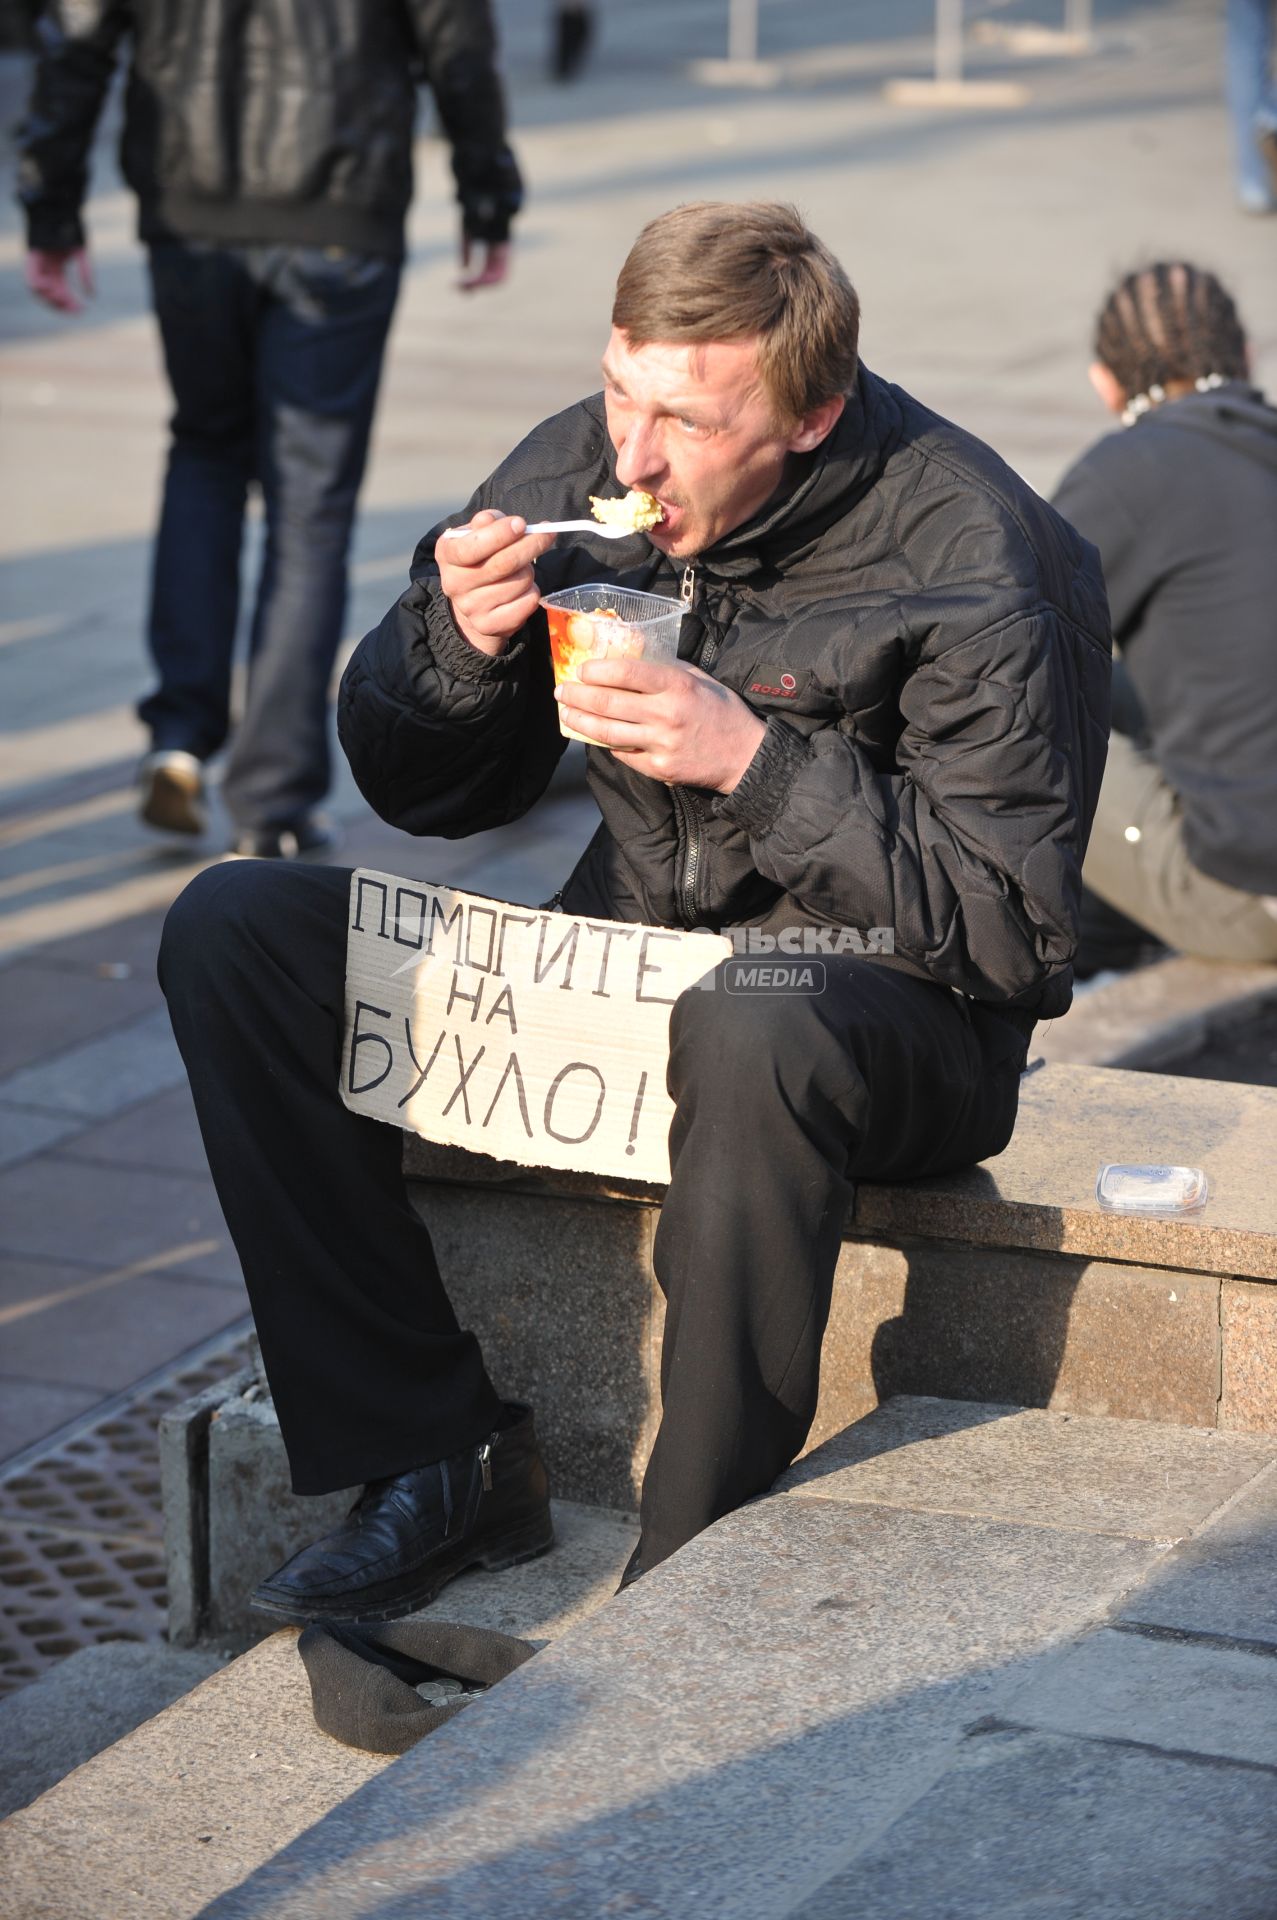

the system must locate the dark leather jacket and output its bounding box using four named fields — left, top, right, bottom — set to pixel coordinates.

left=340, top=368, right=1113, bottom=1018
left=17, top=0, right=522, bottom=257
